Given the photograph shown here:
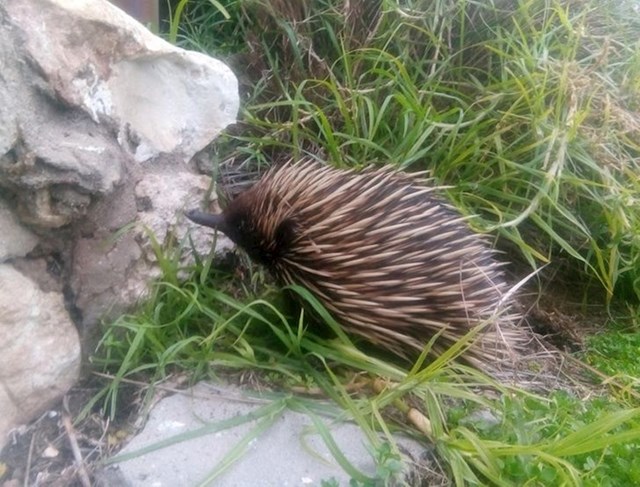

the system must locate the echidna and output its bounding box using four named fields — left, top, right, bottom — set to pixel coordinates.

left=187, top=160, right=526, bottom=368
